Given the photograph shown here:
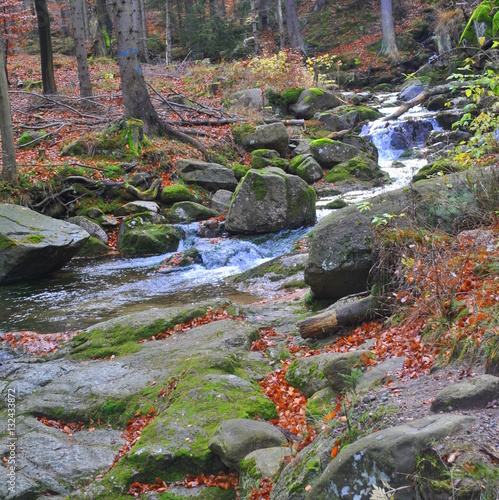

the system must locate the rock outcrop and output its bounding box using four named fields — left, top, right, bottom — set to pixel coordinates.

left=176, top=159, right=238, bottom=192
left=0, top=204, right=89, bottom=285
